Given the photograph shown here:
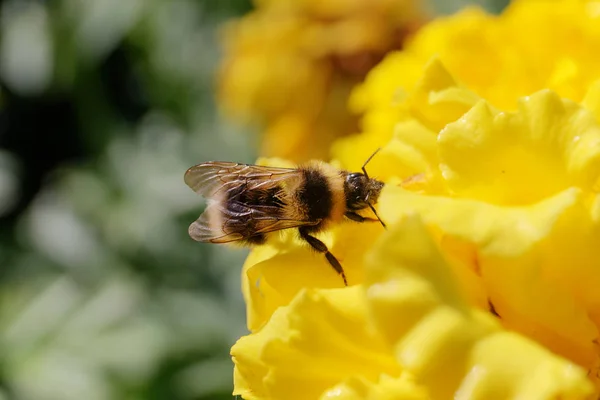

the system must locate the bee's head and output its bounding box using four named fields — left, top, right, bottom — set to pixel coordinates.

left=344, top=172, right=384, bottom=211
